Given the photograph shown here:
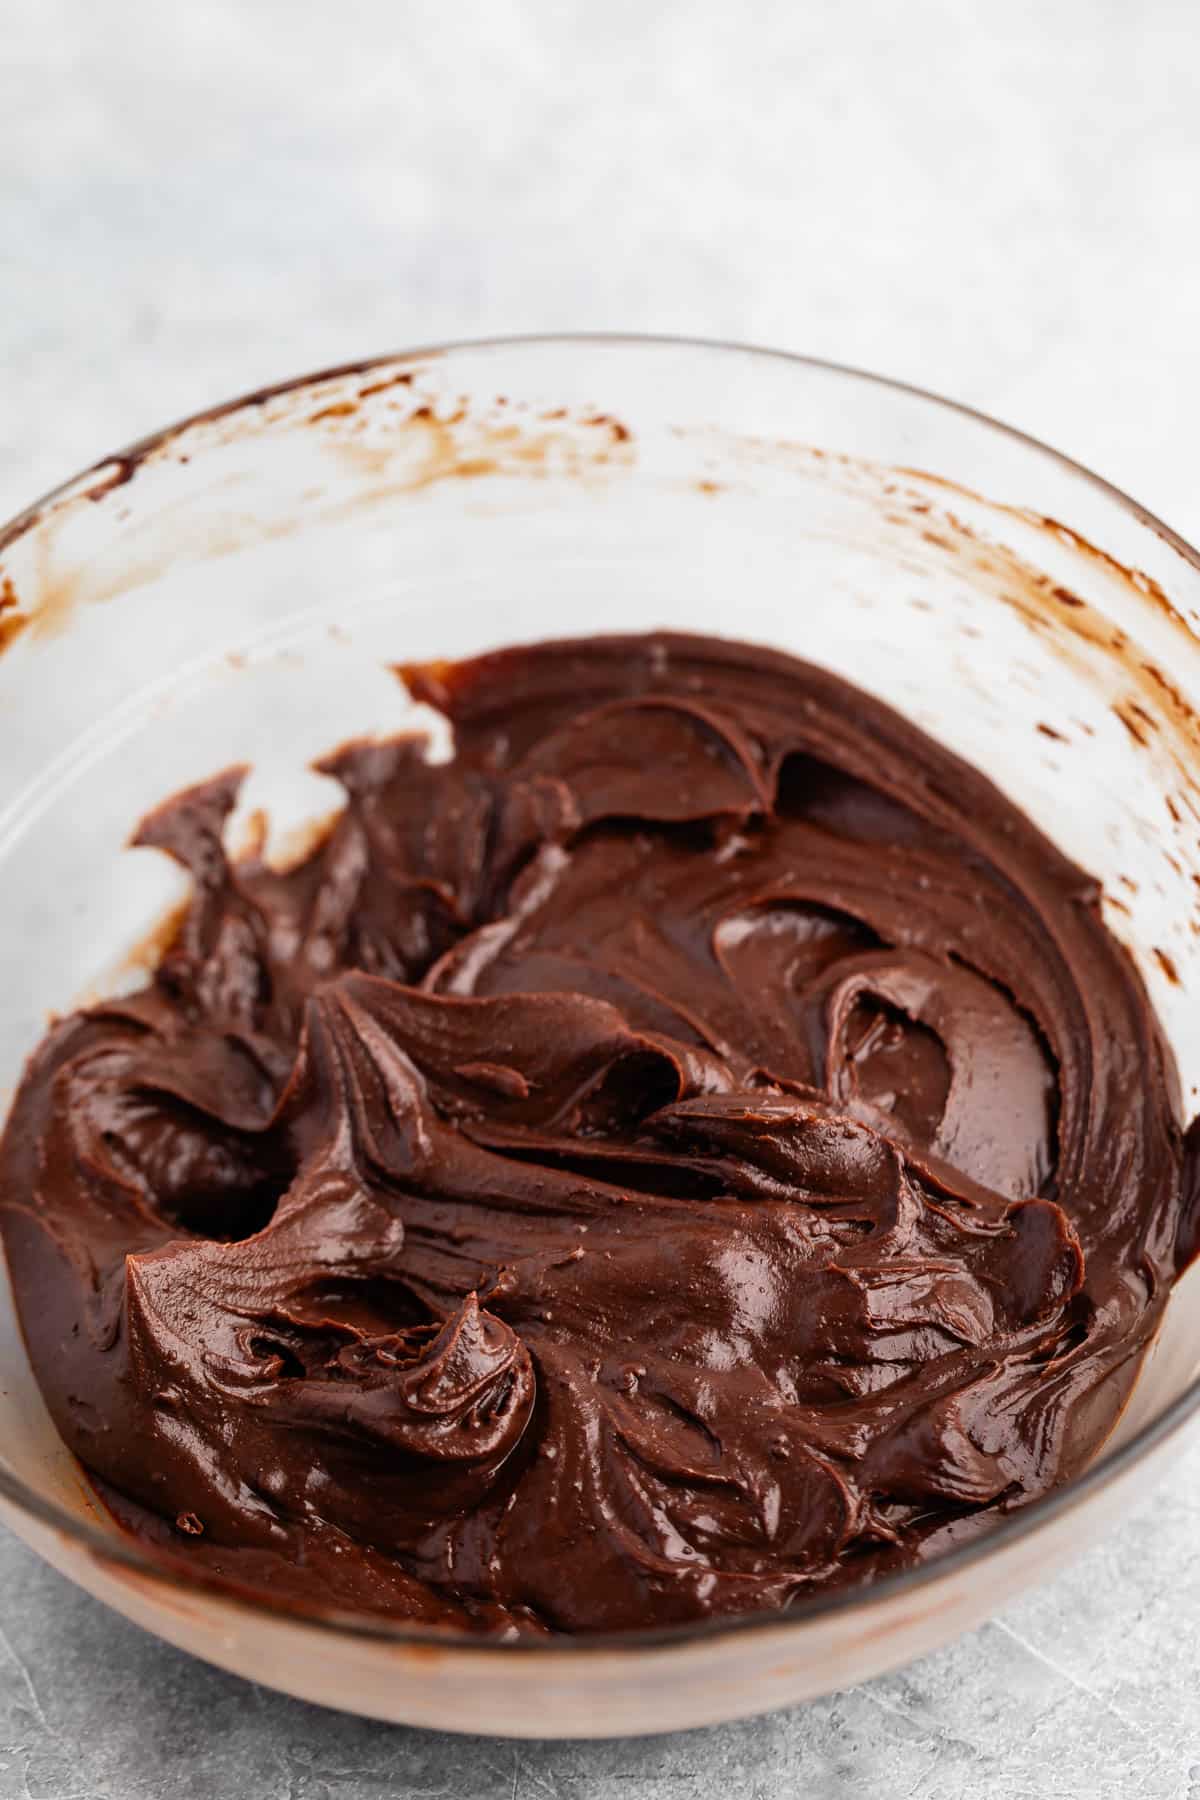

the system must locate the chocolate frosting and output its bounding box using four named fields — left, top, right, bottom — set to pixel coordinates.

left=0, top=633, right=1191, bottom=1636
